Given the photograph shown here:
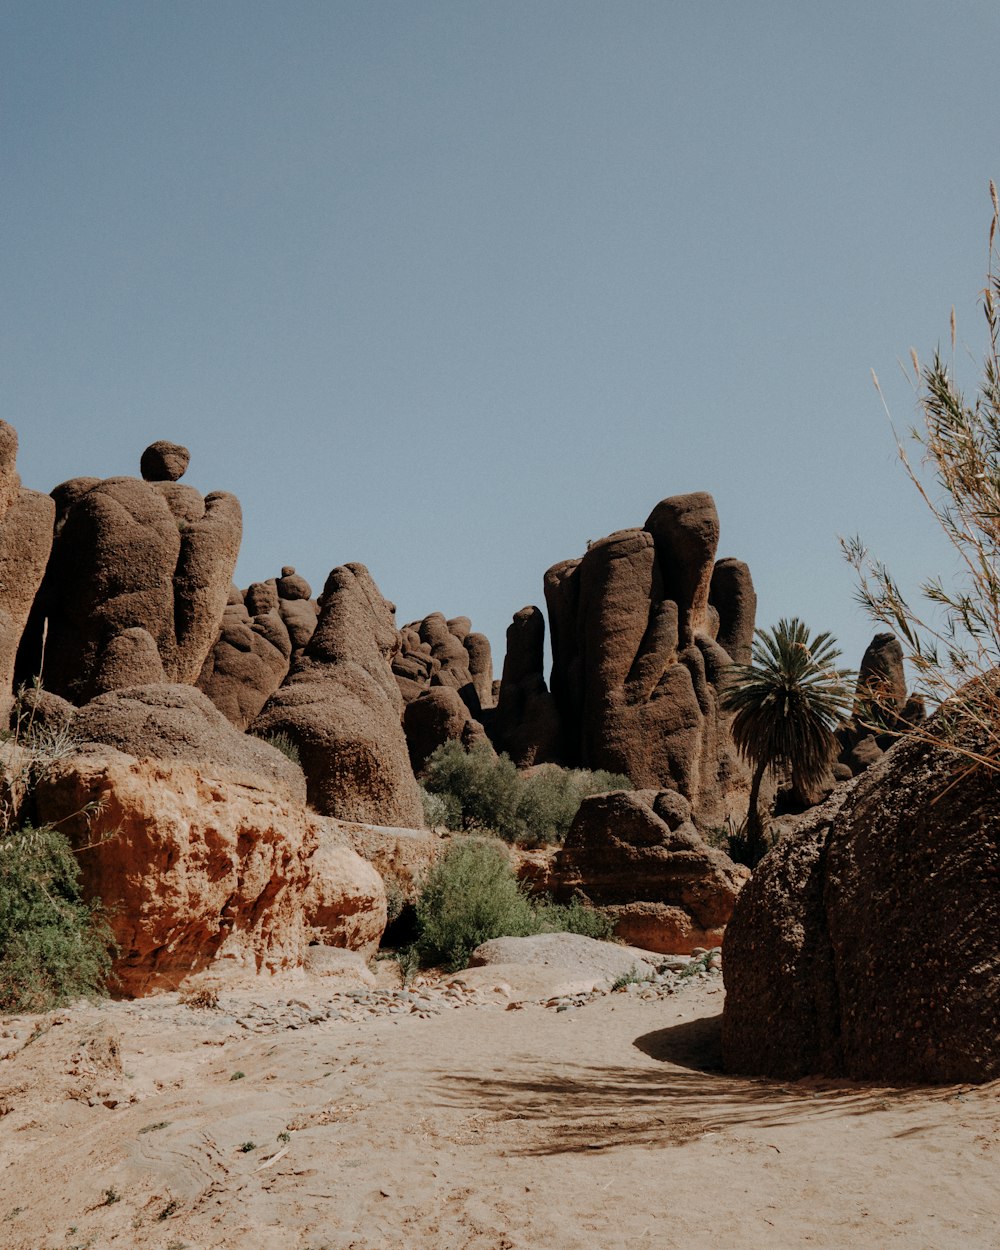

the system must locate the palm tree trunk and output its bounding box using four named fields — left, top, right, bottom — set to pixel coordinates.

left=745, top=756, right=769, bottom=867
